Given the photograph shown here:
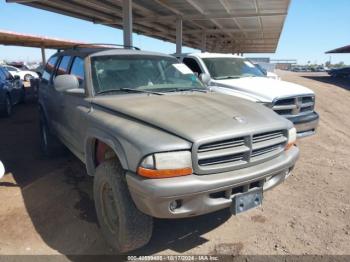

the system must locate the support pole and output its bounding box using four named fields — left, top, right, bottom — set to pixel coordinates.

left=41, top=46, right=46, bottom=65
left=201, top=31, right=207, bottom=52
left=176, top=17, right=182, bottom=55
left=123, top=0, right=133, bottom=47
